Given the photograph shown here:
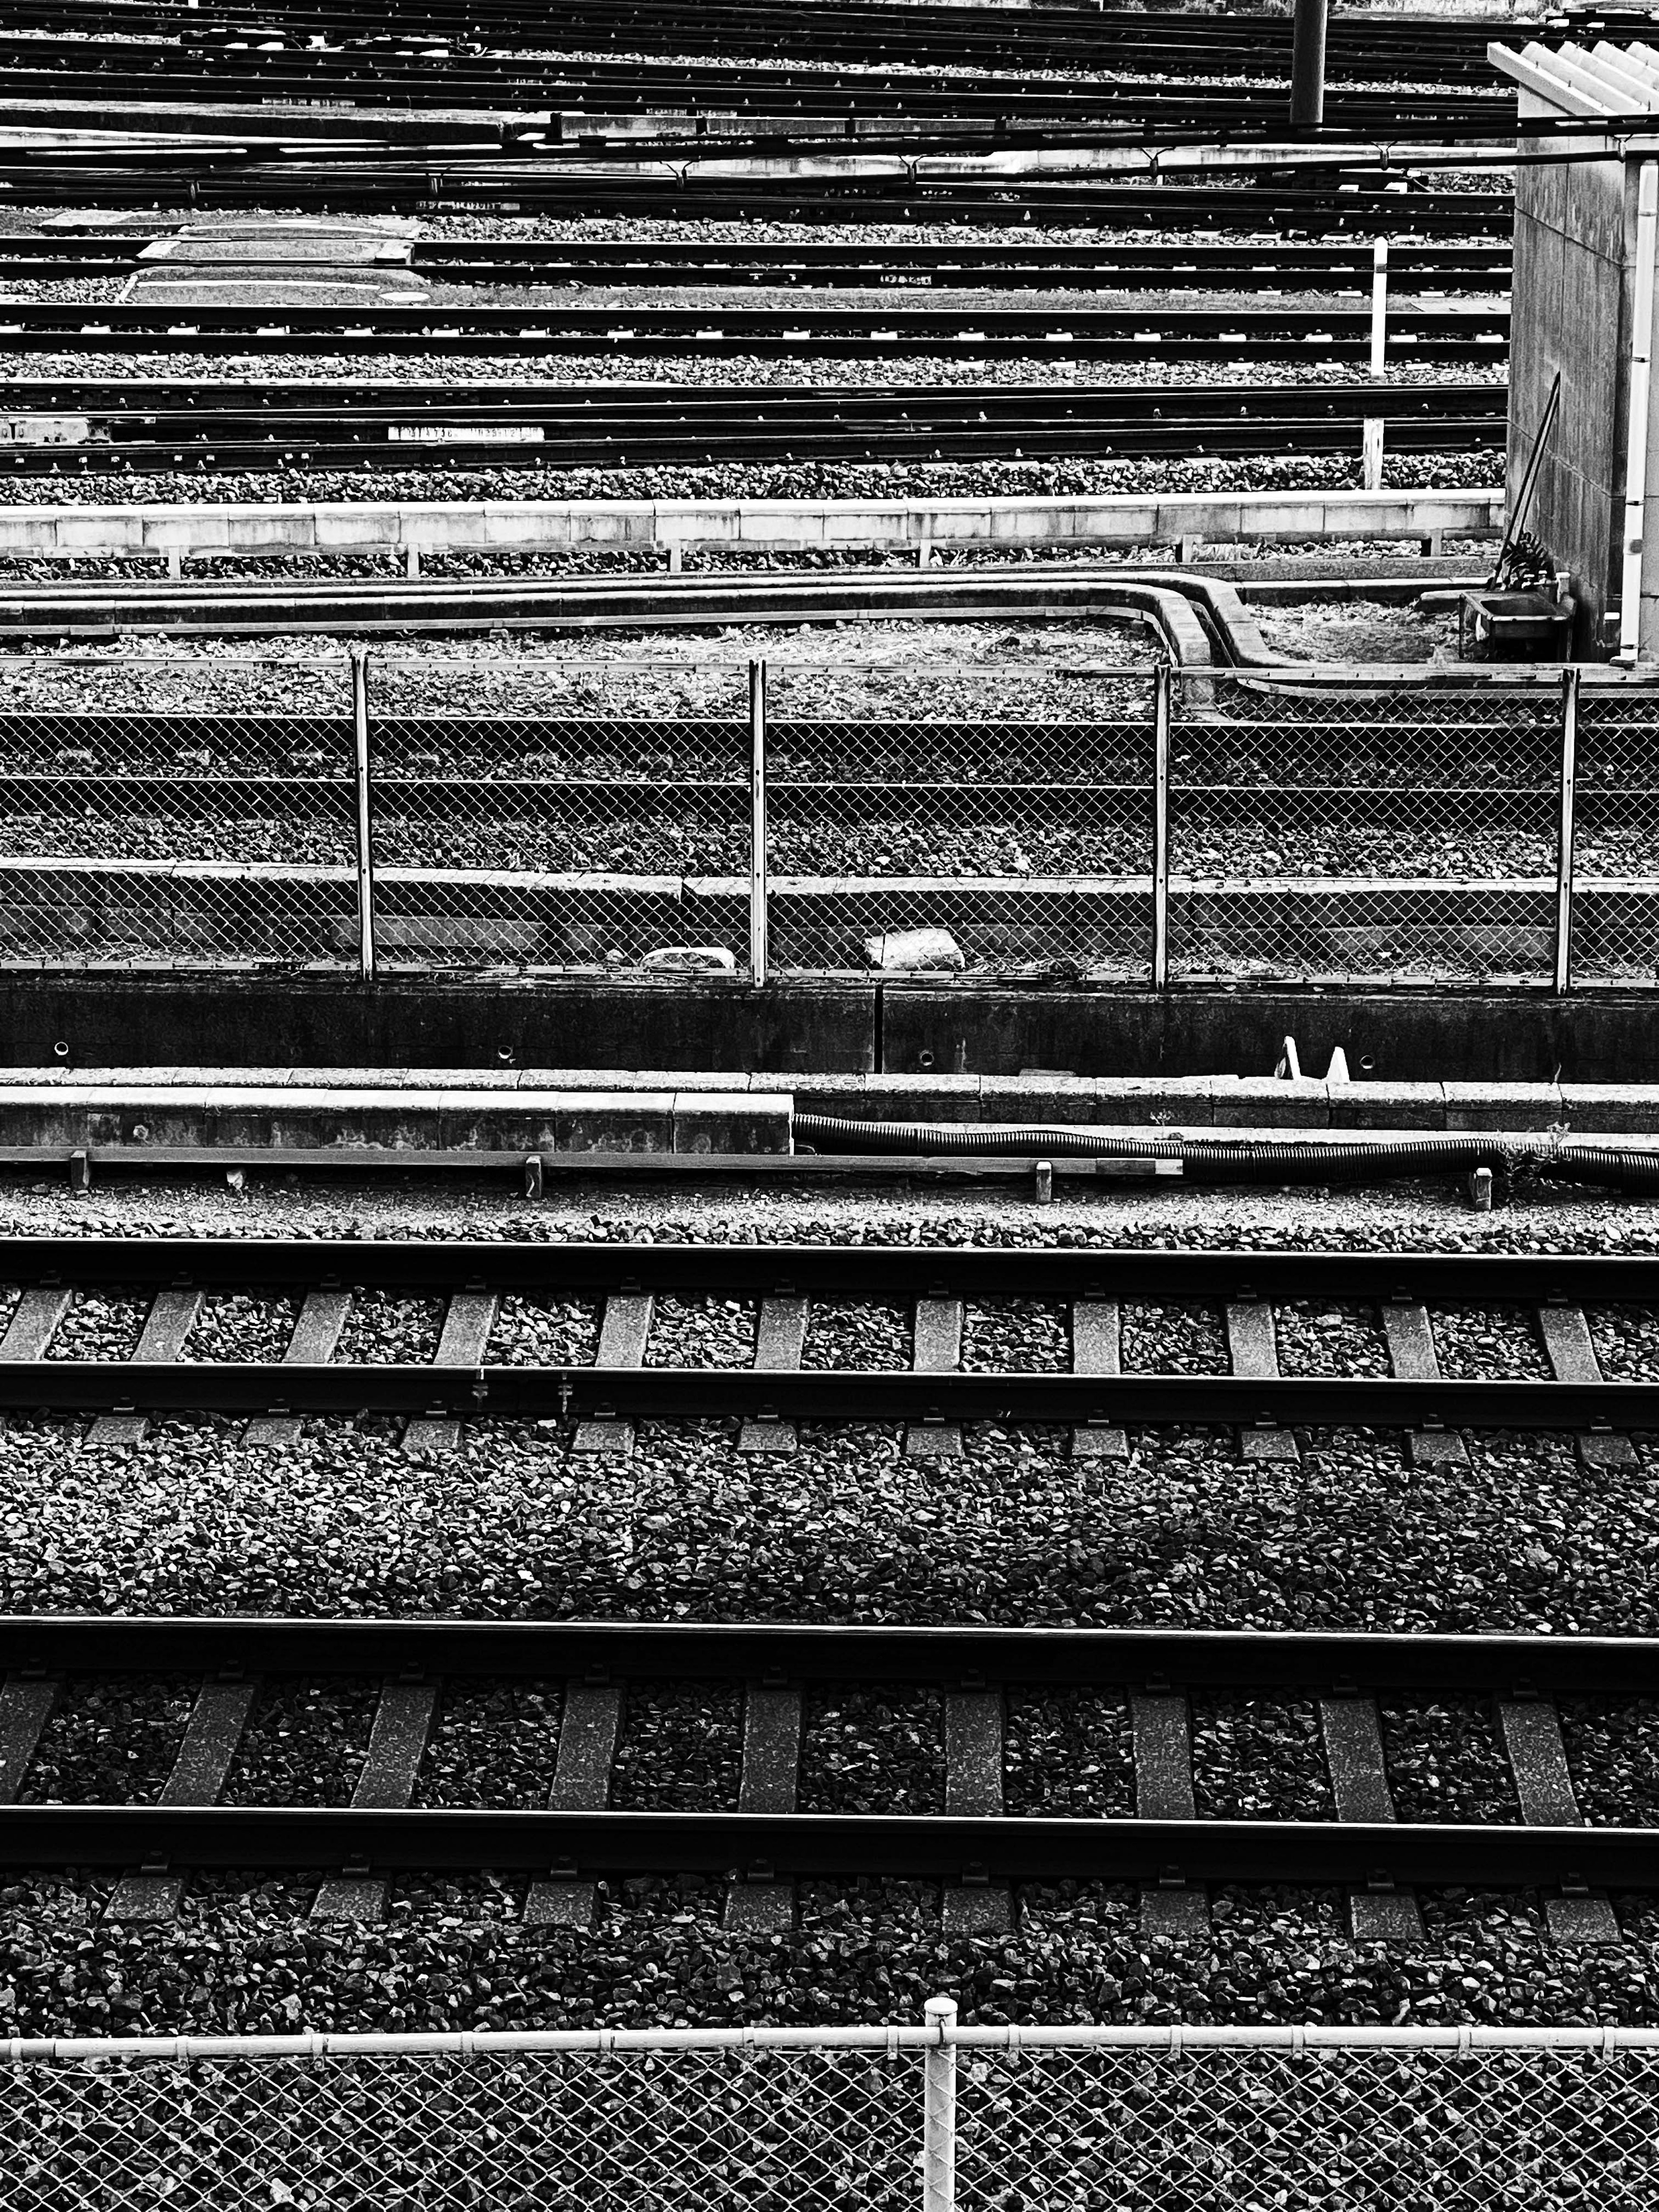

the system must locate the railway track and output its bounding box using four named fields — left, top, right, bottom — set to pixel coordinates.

left=0, top=300, right=1510, bottom=359
left=0, top=0, right=1546, bottom=83
left=2, top=382, right=1506, bottom=474
left=1, top=170, right=1517, bottom=230
left=0, top=1613, right=1651, bottom=1932
left=0, top=1239, right=1650, bottom=1442
left=0, top=237, right=1516, bottom=292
